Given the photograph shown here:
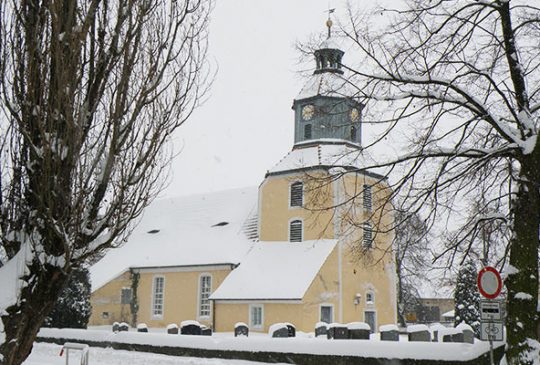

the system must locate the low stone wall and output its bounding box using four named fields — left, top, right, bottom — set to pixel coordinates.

left=37, top=334, right=505, bottom=365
